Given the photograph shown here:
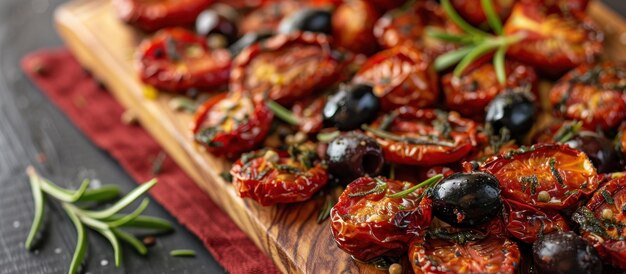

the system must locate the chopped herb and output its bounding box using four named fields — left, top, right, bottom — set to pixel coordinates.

left=219, top=171, right=233, bottom=182
left=601, top=190, right=615, bottom=205
left=362, top=125, right=455, bottom=147
left=151, top=152, right=166, bottom=175
left=170, top=249, right=196, bottom=257
left=520, top=175, right=538, bottom=194
left=348, top=177, right=388, bottom=198
left=549, top=158, right=564, bottom=186
left=378, top=113, right=399, bottom=131
left=432, top=110, right=451, bottom=139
